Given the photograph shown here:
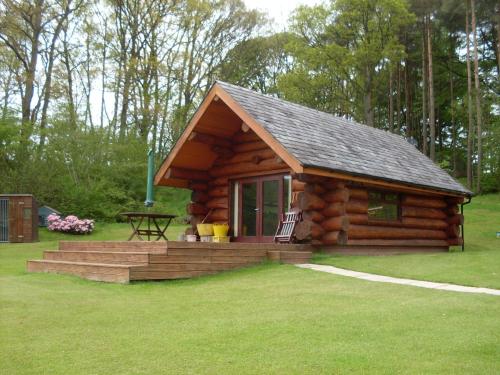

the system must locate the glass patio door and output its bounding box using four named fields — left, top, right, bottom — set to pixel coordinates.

left=233, top=175, right=290, bottom=242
